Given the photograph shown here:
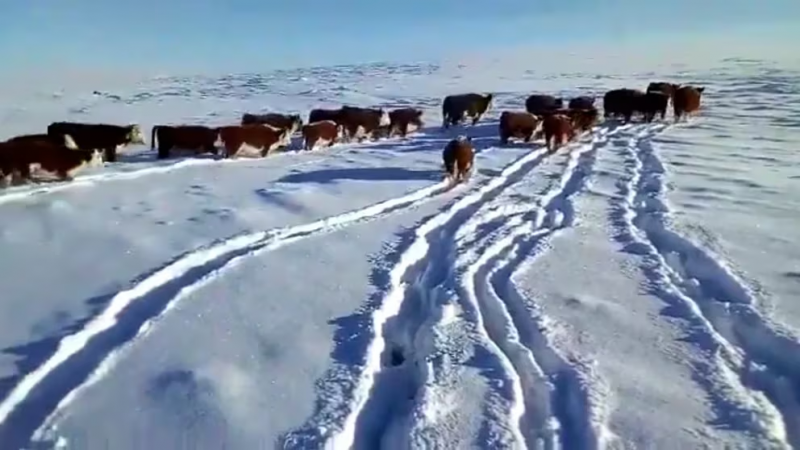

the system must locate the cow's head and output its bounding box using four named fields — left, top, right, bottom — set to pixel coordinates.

left=89, top=149, right=105, bottom=166
left=291, top=114, right=303, bottom=133
left=126, top=124, right=146, bottom=145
